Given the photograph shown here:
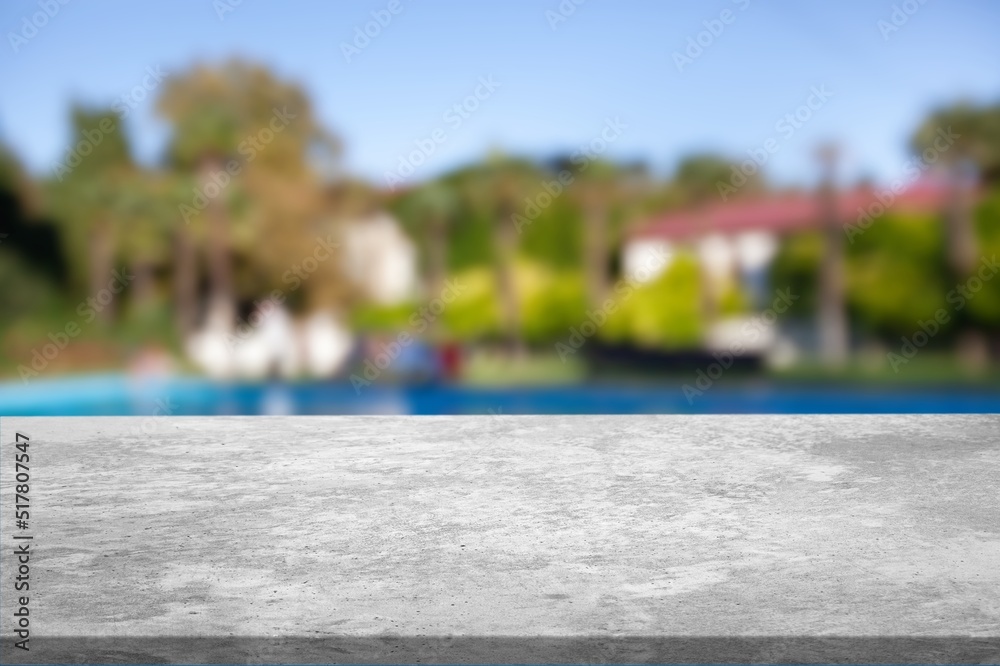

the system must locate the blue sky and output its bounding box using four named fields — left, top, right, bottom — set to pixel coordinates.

left=1, top=0, right=998, bottom=189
